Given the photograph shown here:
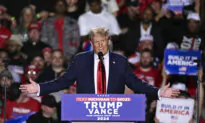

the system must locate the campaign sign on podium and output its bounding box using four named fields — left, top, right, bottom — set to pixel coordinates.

left=61, top=94, right=146, bottom=122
